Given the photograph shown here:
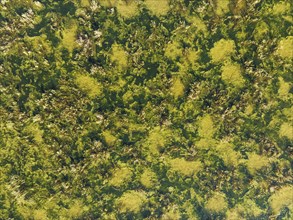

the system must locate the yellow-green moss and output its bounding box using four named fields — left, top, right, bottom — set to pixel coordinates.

left=102, top=130, right=117, bottom=146
left=61, top=21, right=78, bottom=53
left=168, top=158, right=202, bottom=177
left=165, top=41, right=182, bottom=60
left=221, top=62, right=245, bottom=87
left=217, top=141, right=241, bottom=167
left=116, top=190, right=147, bottom=213
left=68, top=201, right=87, bottom=218
left=215, top=0, right=230, bottom=16
left=269, top=186, right=293, bottom=215
left=110, top=43, right=128, bottom=70
left=144, top=0, right=170, bottom=16
left=75, top=74, right=102, bottom=98
left=253, top=21, right=269, bottom=41
left=140, top=169, right=158, bottom=188
left=282, top=106, right=293, bottom=121
left=33, top=209, right=47, bottom=220
left=210, top=39, right=236, bottom=63
left=196, top=138, right=217, bottom=150
left=246, top=153, right=270, bottom=174
left=108, top=165, right=132, bottom=187
left=26, top=34, right=52, bottom=54
left=198, top=114, right=216, bottom=138
left=272, top=1, right=291, bottom=15
left=205, top=193, right=228, bottom=214
left=187, top=16, right=207, bottom=33
left=116, top=0, right=139, bottom=18
left=226, top=199, right=264, bottom=220
left=231, top=0, right=247, bottom=15
left=182, top=201, right=200, bottom=220
left=276, top=36, right=293, bottom=59
left=24, top=123, right=43, bottom=144
left=161, top=207, right=181, bottom=220
left=146, top=126, right=172, bottom=155
left=186, top=49, right=200, bottom=65
left=80, top=0, right=90, bottom=7
left=99, top=0, right=116, bottom=7
left=279, top=122, right=293, bottom=140
left=278, top=77, right=290, bottom=99
left=245, top=104, right=254, bottom=115
left=171, top=78, right=185, bottom=98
